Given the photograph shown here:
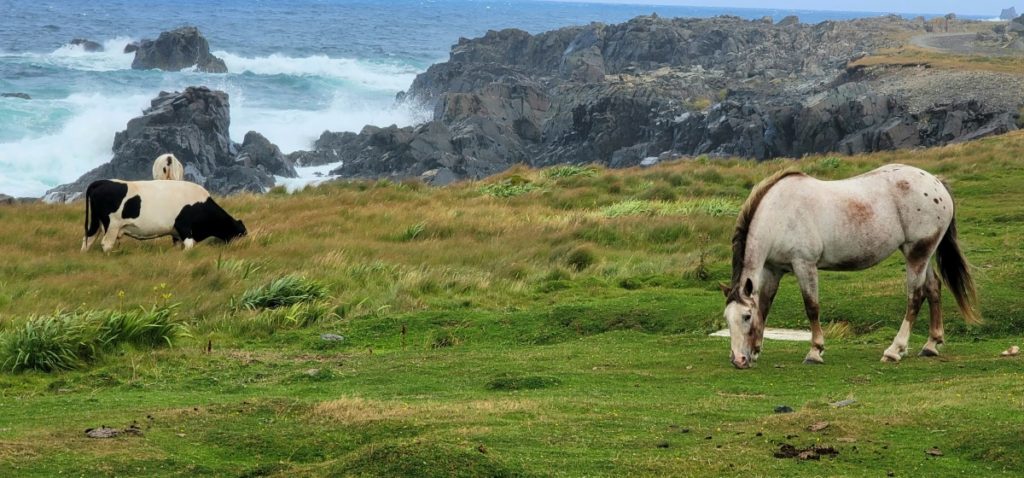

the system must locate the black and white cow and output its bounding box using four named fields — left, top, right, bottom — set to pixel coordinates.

left=82, top=179, right=246, bottom=252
